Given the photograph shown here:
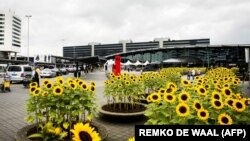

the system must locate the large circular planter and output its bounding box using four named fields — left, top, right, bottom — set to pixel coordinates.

left=99, top=102, right=147, bottom=122
left=15, top=122, right=108, bottom=141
